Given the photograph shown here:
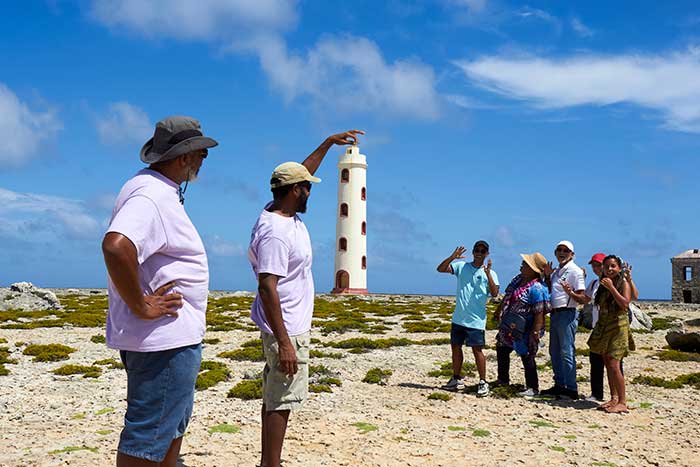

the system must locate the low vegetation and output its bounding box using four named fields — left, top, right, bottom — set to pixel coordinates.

left=632, top=373, right=700, bottom=390
left=93, top=358, right=124, bottom=369
left=427, top=392, right=452, bottom=401
left=655, top=349, right=700, bottom=362
left=208, top=423, right=240, bottom=434
left=90, top=335, right=106, bottom=344
left=196, top=361, right=231, bottom=390
left=227, top=378, right=263, bottom=400
left=351, top=422, right=378, bottom=434
left=362, top=367, right=392, bottom=385
left=53, top=364, right=102, bottom=378
left=217, top=346, right=264, bottom=362
left=428, top=361, right=476, bottom=378
left=23, top=344, right=76, bottom=362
